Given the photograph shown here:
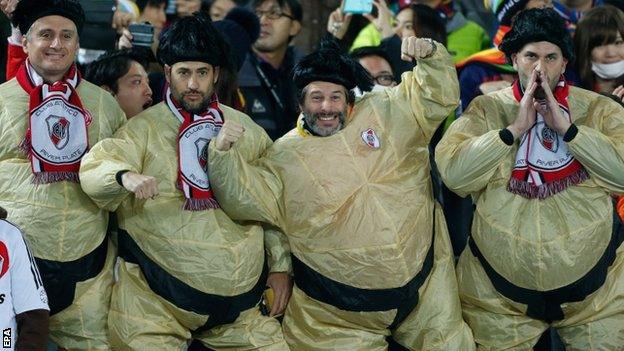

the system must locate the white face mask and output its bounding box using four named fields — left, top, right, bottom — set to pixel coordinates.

left=371, top=84, right=391, bottom=92
left=591, top=60, right=624, bottom=79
